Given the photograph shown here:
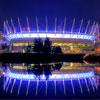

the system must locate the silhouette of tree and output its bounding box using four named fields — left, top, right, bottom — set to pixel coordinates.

left=25, top=45, right=31, bottom=53
left=25, top=37, right=63, bottom=54
left=54, top=62, right=63, bottom=70
left=43, top=38, right=52, bottom=54
left=52, top=46, right=62, bottom=54
left=27, top=62, right=63, bottom=80
left=43, top=64, right=52, bottom=80
left=1, top=43, right=8, bottom=50
left=33, top=38, right=43, bottom=53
